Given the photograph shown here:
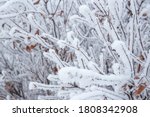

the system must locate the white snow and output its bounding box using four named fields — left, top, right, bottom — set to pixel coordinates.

left=58, top=67, right=129, bottom=88
left=47, top=74, right=60, bottom=82
left=112, top=63, right=120, bottom=75
left=140, top=5, right=150, bottom=17
left=57, top=40, right=67, bottom=48
left=29, top=82, right=60, bottom=90
left=44, top=49, right=66, bottom=67
left=111, top=40, right=132, bottom=77
left=79, top=5, right=97, bottom=26
left=71, top=88, right=127, bottom=100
